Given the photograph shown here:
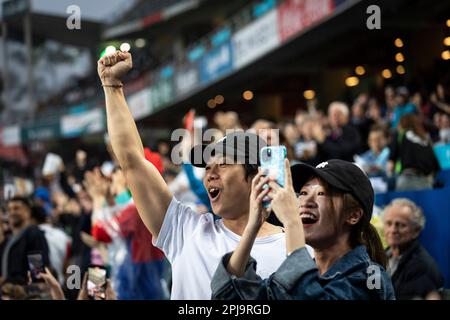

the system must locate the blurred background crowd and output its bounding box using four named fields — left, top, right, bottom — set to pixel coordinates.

left=0, top=0, right=449, bottom=299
